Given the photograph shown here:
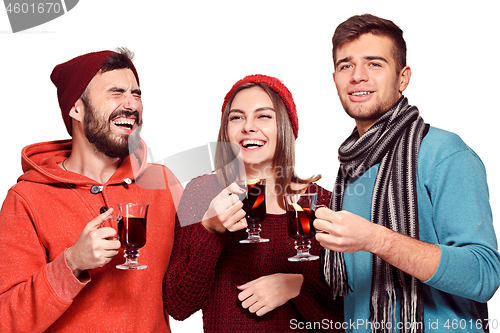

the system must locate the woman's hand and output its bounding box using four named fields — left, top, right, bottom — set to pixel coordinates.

left=237, top=273, right=304, bottom=316
left=201, top=182, right=248, bottom=234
